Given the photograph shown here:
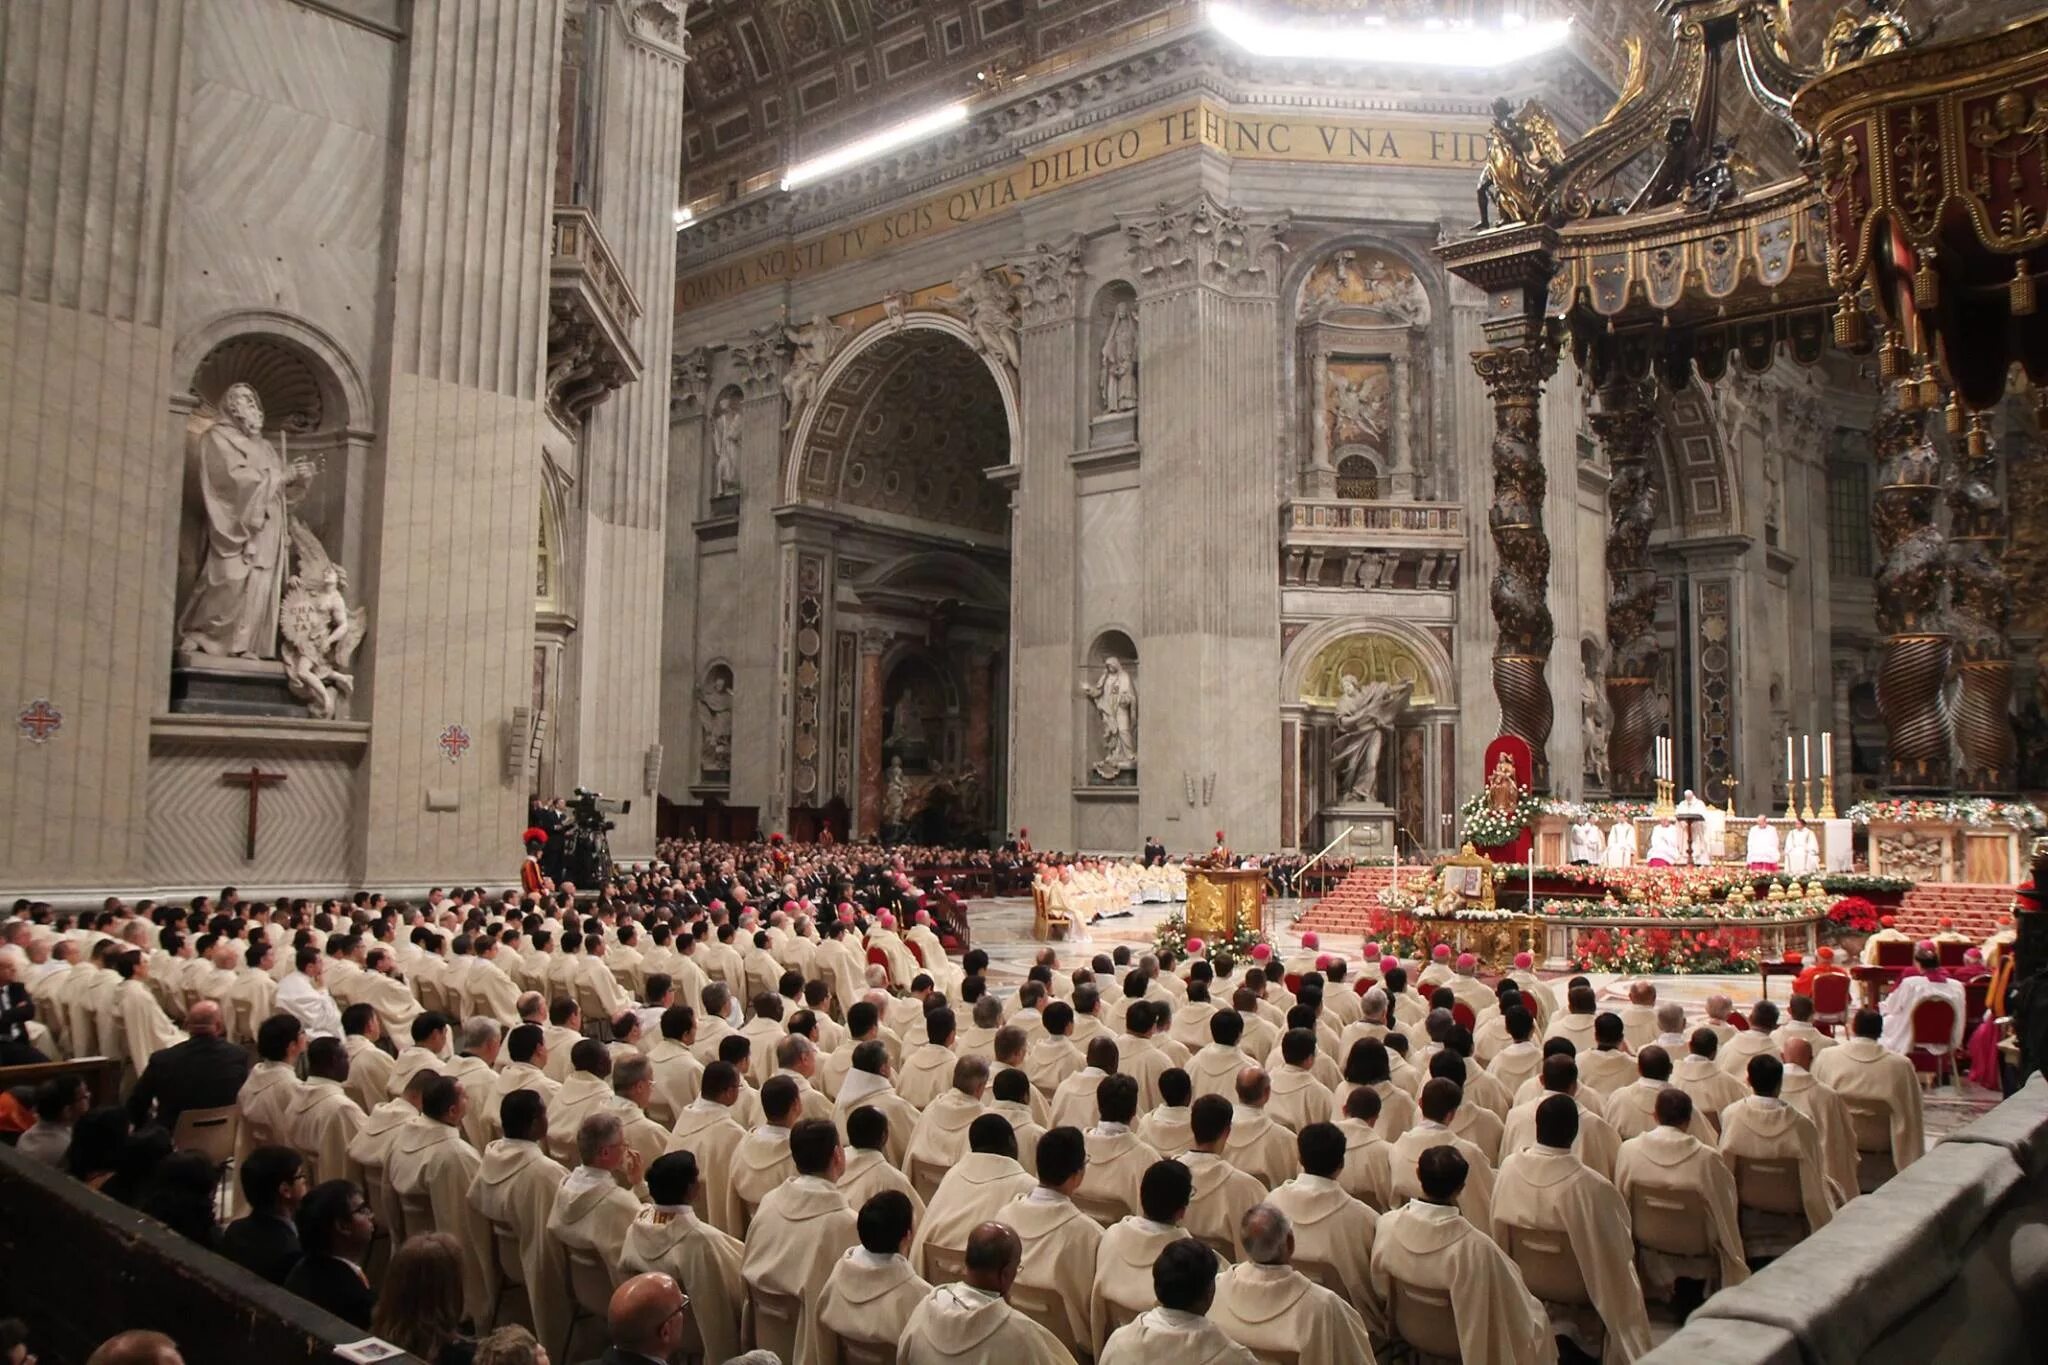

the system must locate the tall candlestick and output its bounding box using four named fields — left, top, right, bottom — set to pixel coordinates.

left=1821, top=732, right=1832, bottom=778
left=1801, top=733, right=1810, bottom=782
left=1785, top=734, right=1794, bottom=785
